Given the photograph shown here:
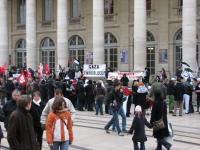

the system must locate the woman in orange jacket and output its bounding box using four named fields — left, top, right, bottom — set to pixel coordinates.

left=46, top=97, right=73, bottom=150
